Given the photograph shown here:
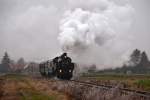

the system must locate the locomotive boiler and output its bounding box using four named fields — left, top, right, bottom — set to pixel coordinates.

left=39, top=53, right=74, bottom=80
